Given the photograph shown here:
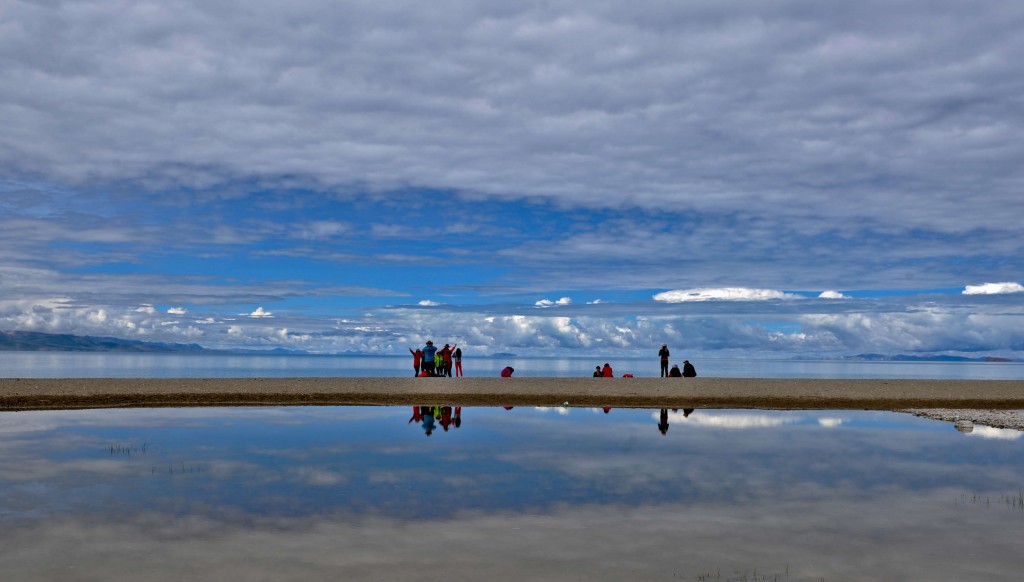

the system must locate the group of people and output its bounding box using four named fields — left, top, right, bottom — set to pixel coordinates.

left=409, top=405, right=462, bottom=436
left=409, top=341, right=462, bottom=377
left=659, top=344, right=696, bottom=377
